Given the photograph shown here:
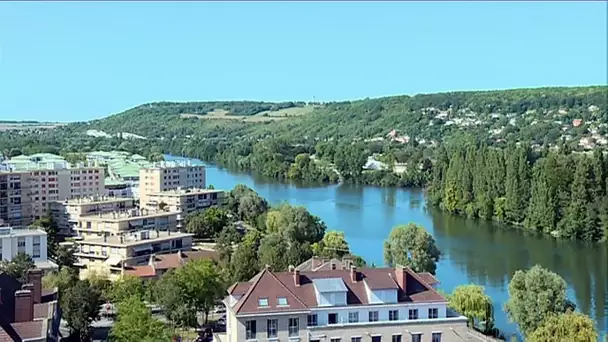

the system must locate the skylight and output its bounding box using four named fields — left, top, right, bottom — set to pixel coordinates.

left=258, top=297, right=269, bottom=307
left=277, top=297, right=288, bottom=306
